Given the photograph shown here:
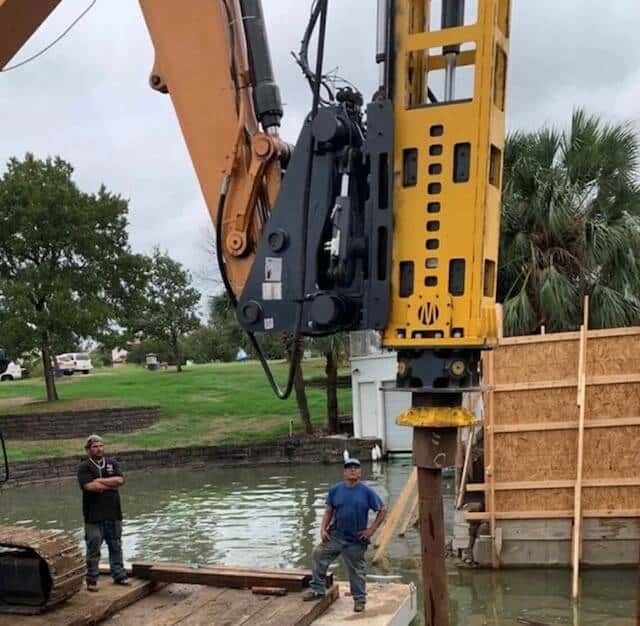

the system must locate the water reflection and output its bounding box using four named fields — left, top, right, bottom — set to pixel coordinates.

left=0, top=458, right=635, bottom=625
